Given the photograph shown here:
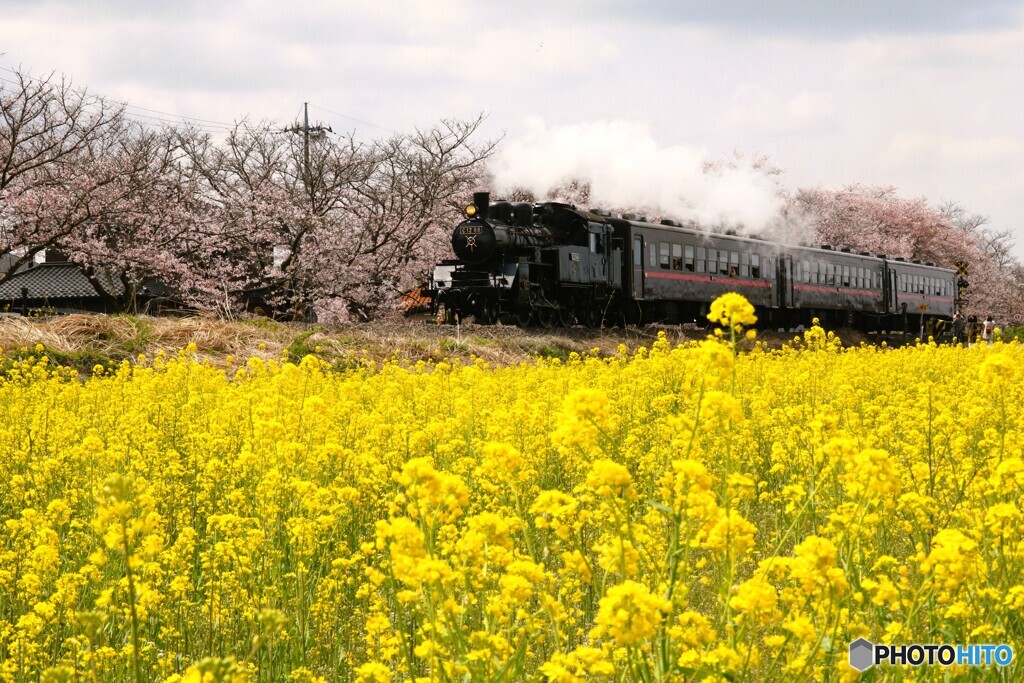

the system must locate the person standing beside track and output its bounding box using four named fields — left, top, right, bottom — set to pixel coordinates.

left=982, top=315, right=996, bottom=345
left=952, top=310, right=965, bottom=344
